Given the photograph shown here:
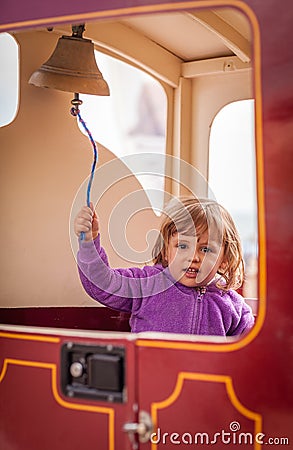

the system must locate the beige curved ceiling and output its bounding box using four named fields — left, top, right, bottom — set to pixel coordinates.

left=120, top=8, right=252, bottom=62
